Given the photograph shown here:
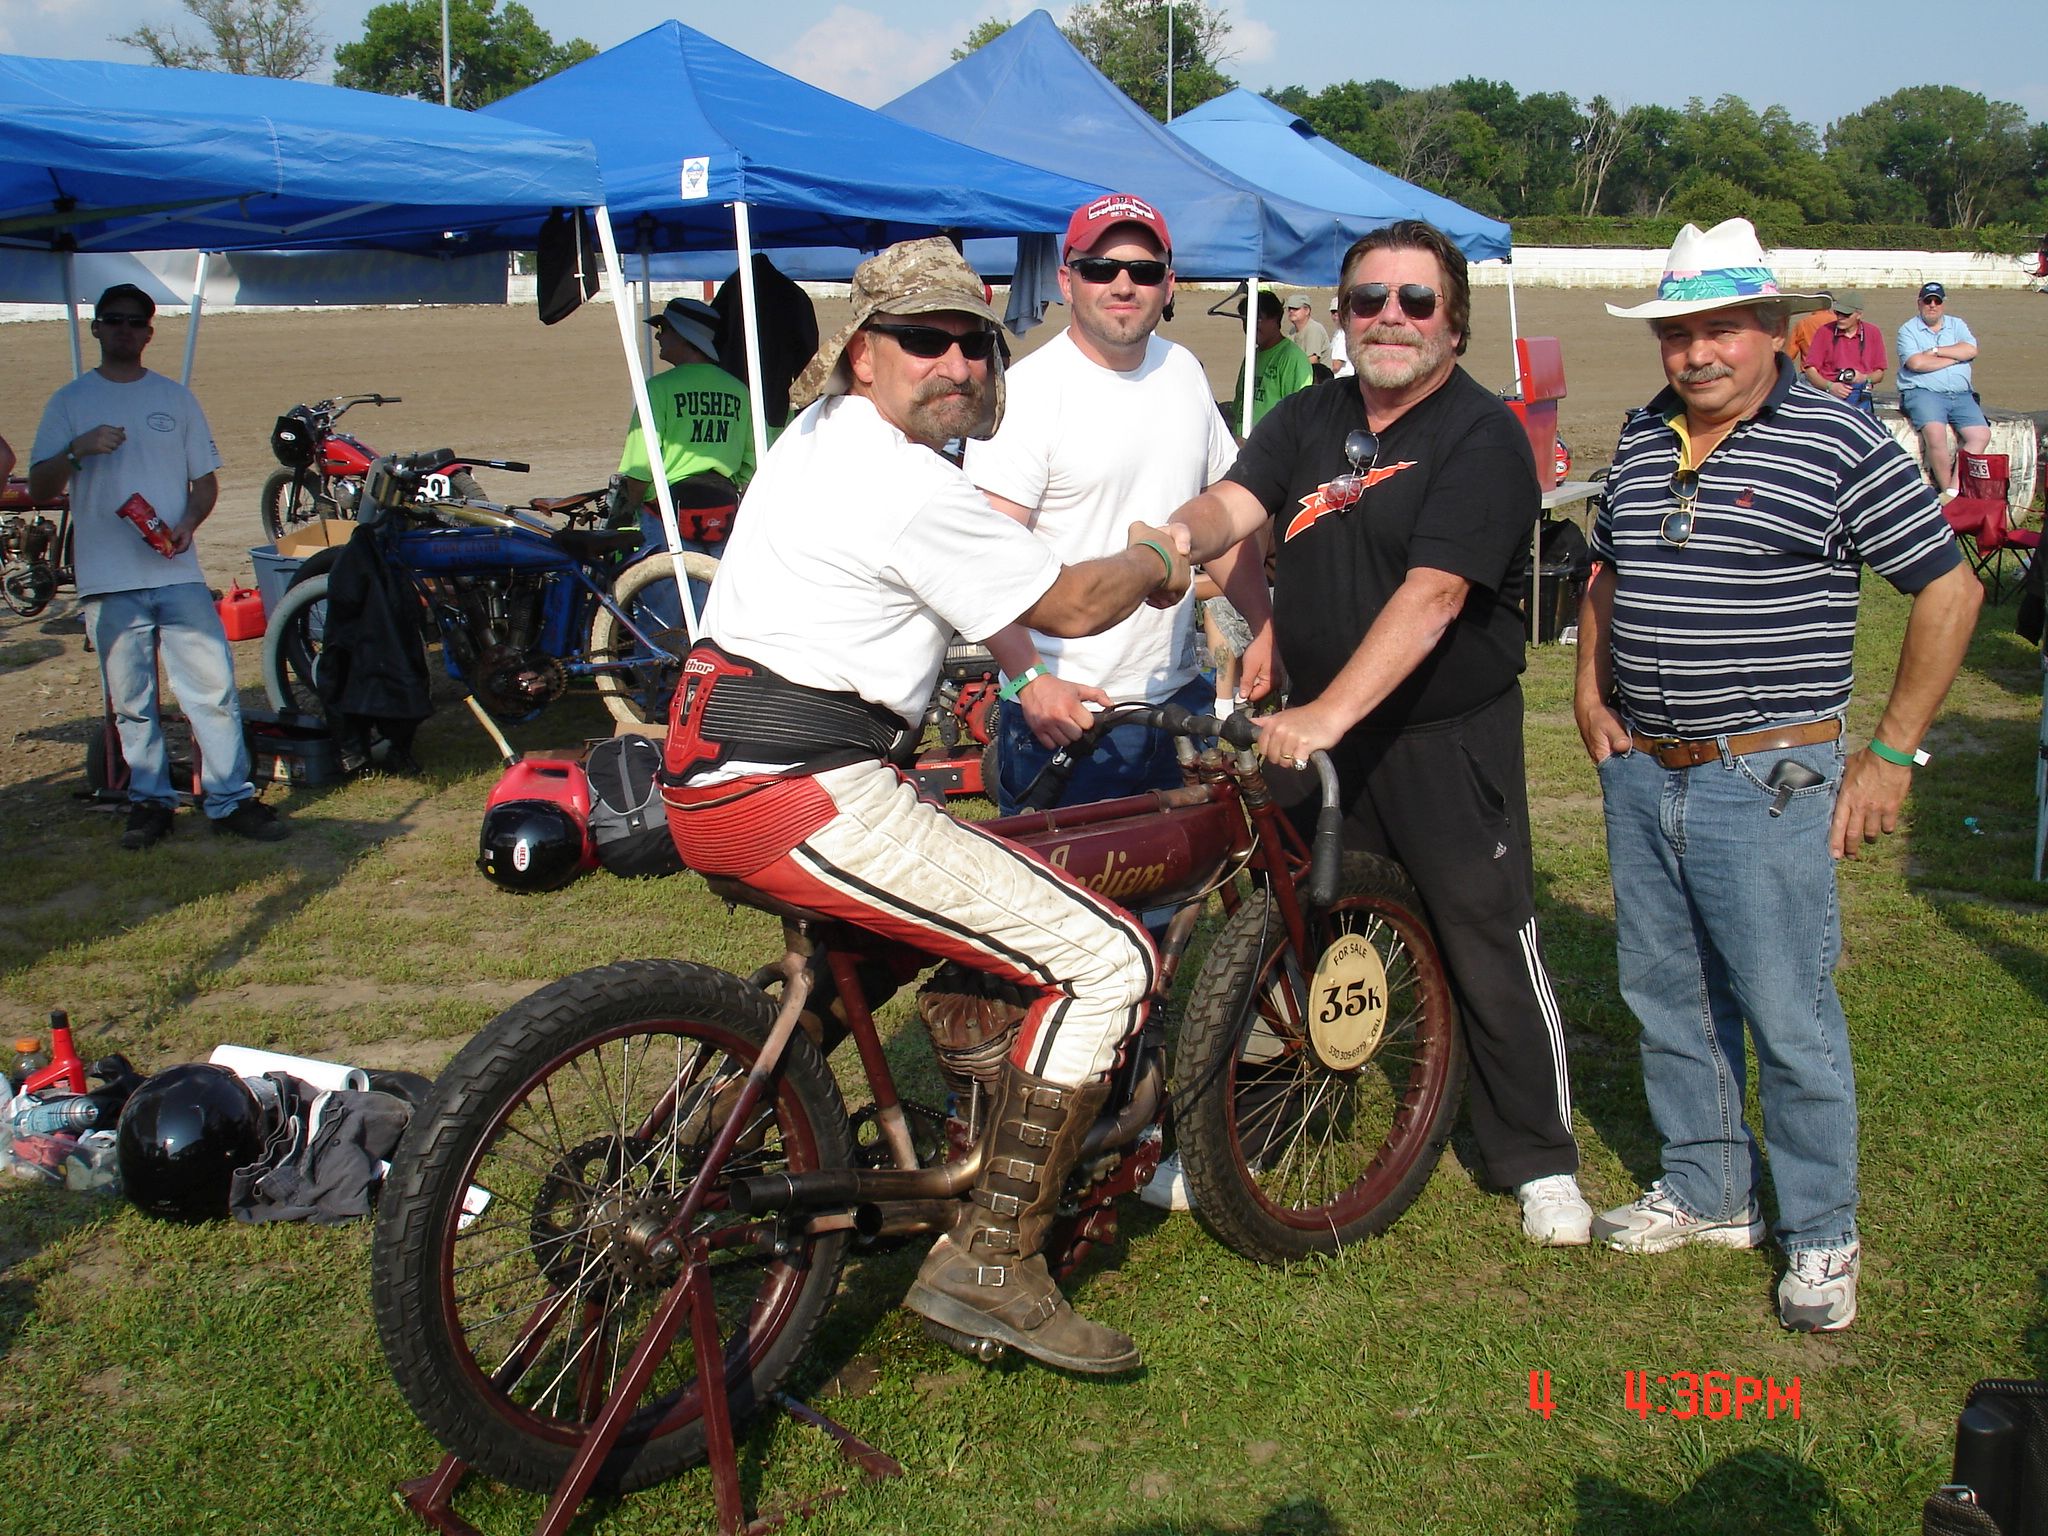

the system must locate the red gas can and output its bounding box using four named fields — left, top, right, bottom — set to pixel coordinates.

left=217, top=584, right=266, bottom=641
